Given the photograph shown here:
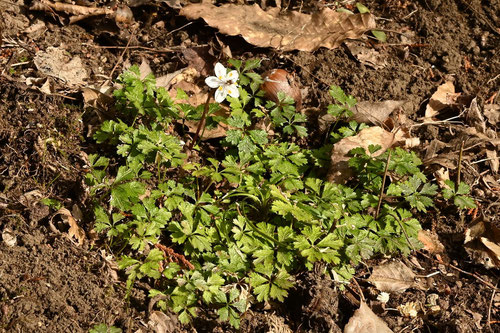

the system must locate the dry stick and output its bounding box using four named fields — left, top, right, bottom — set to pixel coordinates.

left=351, top=277, right=366, bottom=302
left=487, top=282, right=498, bottom=330
left=417, top=250, right=499, bottom=291
left=109, top=29, right=136, bottom=80
left=187, top=94, right=211, bottom=151
left=375, top=149, right=392, bottom=220
left=456, top=141, right=465, bottom=192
